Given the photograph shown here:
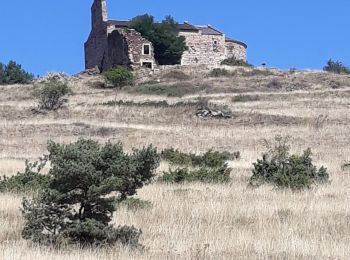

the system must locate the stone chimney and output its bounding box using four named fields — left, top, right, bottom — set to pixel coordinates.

left=91, top=0, right=108, bottom=30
